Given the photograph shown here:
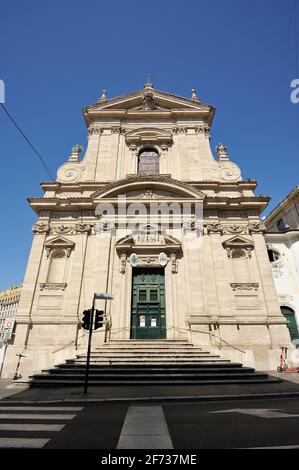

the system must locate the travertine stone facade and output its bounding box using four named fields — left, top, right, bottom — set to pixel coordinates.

left=2, top=85, right=291, bottom=378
